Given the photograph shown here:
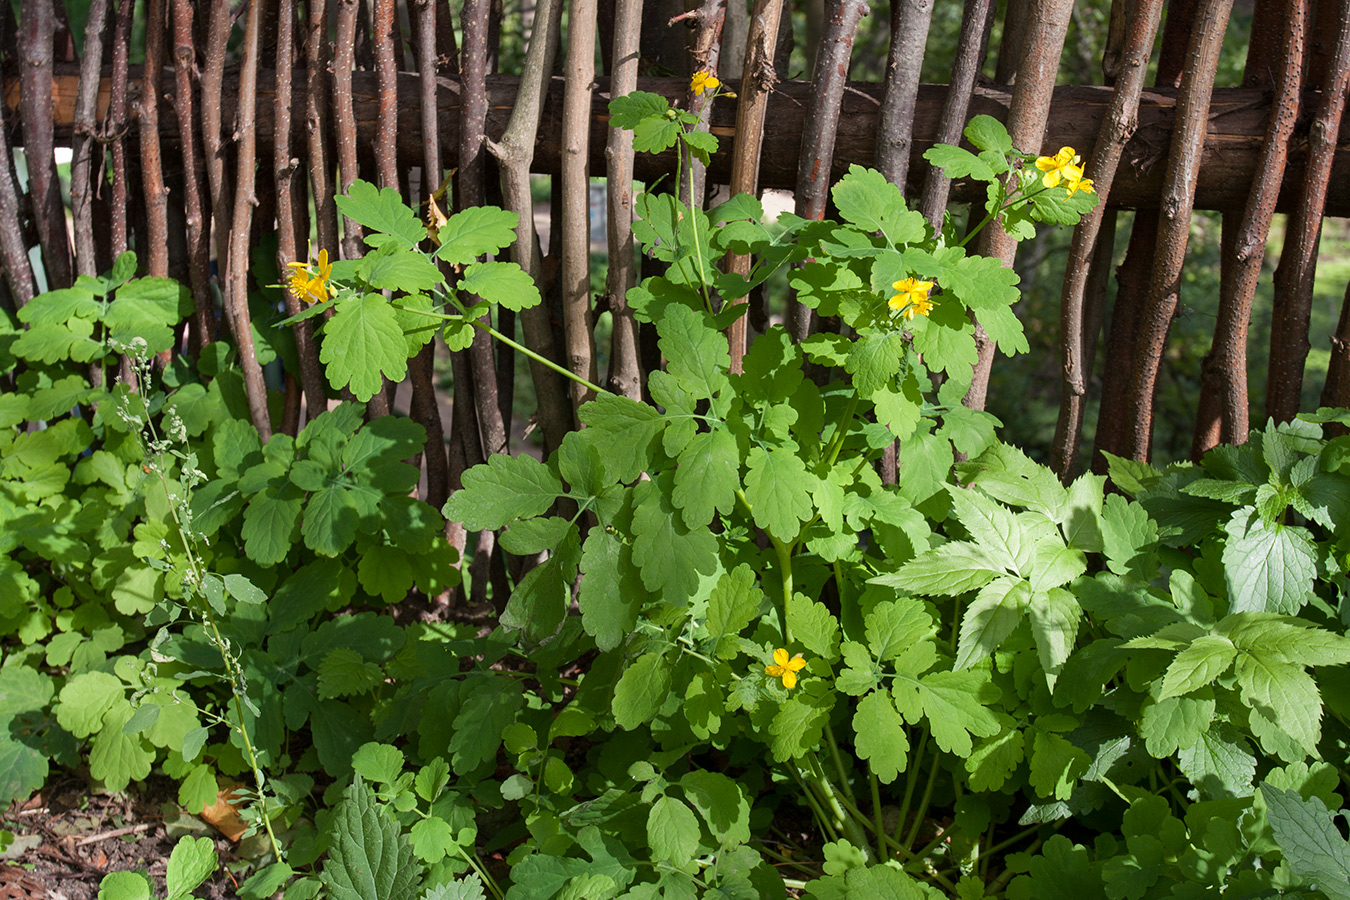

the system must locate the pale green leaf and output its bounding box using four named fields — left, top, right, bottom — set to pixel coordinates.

left=854, top=691, right=909, bottom=783
left=744, top=446, right=816, bottom=542
left=165, top=836, right=217, bottom=900
left=788, top=593, right=841, bottom=662
left=336, top=180, right=428, bottom=249
left=613, top=652, right=672, bottom=730
left=460, top=261, right=541, bottom=311
left=956, top=576, right=1029, bottom=669
left=672, top=427, right=739, bottom=528
left=647, top=796, right=700, bottom=865
left=1138, top=694, right=1215, bottom=758
left=1158, top=635, right=1237, bottom=699
left=320, top=294, right=410, bottom=401
left=1222, top=510, right=1317, bottom=614
left=443, top=453, right=564, bottom=530
left=830, top=165, right=927, bottom=245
